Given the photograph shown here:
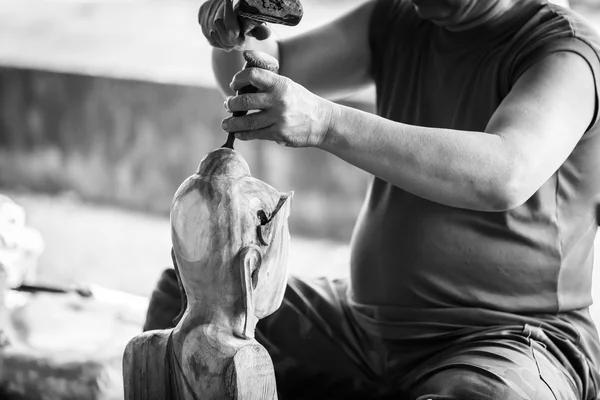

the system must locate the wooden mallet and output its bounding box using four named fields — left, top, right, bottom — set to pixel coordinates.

left=234, top=0, right=303, bottom=28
